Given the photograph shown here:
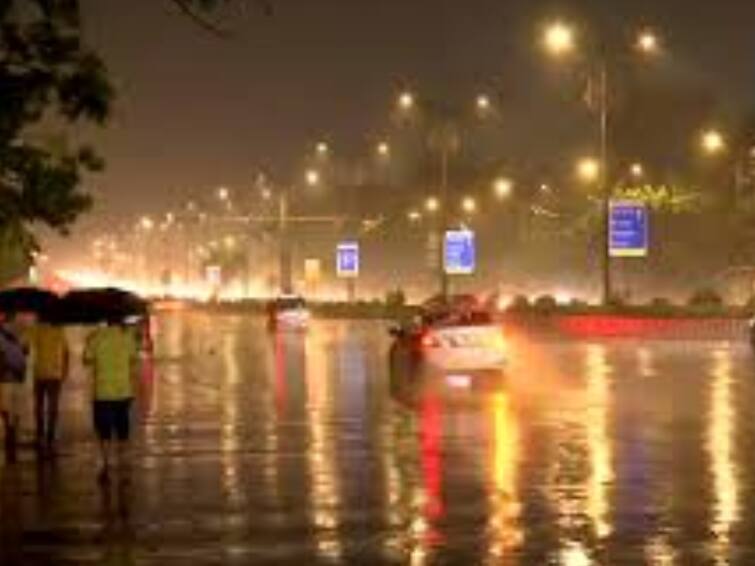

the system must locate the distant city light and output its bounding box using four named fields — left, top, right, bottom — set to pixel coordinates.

left=476, top=94, right=491, bottom=112
left=316, top=141, right=329, bottom=156
left=425, top=196, right=440, bottom=213
left=630, top=162, right=644, bottom=179
left=462, top=196, right=477, bottom=214
left=305, top=169, right=321, bottom=186
left=493, top=177, right=514, bottom=199
left=377, top=141, right=390, bottom=157
left=398, top=91, right=415, bottom=111
left=576, top=157, right=600, bottom=183
left=140, top=216, right=154, bottom=231
left=407, top=210, right=422, bottom=222
left=701, top=129, right=726, bottom=155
